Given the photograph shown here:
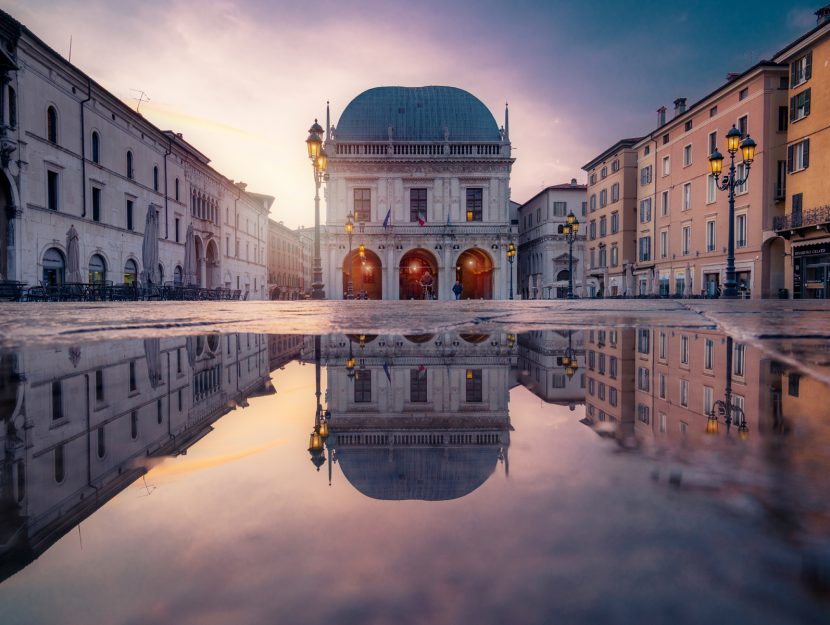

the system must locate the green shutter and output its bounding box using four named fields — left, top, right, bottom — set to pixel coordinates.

left=806, top=51, right=813, bottom=81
